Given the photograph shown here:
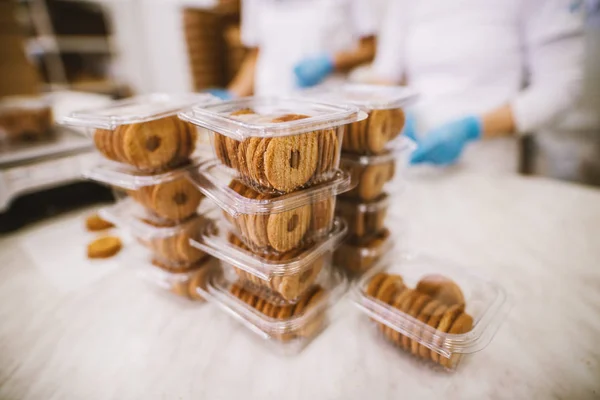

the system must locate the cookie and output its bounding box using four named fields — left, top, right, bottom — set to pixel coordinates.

left=277, top=256, right=324, bottom=301
left=244, top=138, right=262, bottom=183
left=149, top=177, right=203, bottom=221
left=375, top=274, right=405, bottom=305
left=87, top=236, right=122, bottom=259
left=252, top=138, right=272, bottom=188
left=416, top=274, right=465, bottom=308
left=311, top=196, right=334, bottom=232
left=236, top=139, right=250, bottom=177
left=389, top=108, right=406, bottom=140
left=266, top=204, right=312, bottom=252
left=263, top=133, right=319, bottom=192
left=187, top=265, right=211, bottom=300
left=359, top=162, right=395, bottom=201
left=419, top=304, right=448, bottom=359
left=333, top=228, right=391, bottom=274
left=231, top=108, right=255, bottom=116
left=224, top=136, right=241, bottom=170
left=121, top=116, right=181, bottom=170
left=367, top=109, right=398, bottom=154
left=246, top=193, right=271, bottom=249
left=401, top=293, right=432, bottom=349
left=335, top=194, right=388, bottom=238
left=430, top=304, right=463, bottom=363
left=439, top=312, right=474, bottom=368
left=213, top=133, right=230, bottom=166
left=387, top=288, right=416, bottom=345
left=366, top=272, right=388, bottom=298
left=85, top=213, right=114, bottom=231
left=410, top=299, right=442, bottom=356
left=93, top=129, right=113, bottom=161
